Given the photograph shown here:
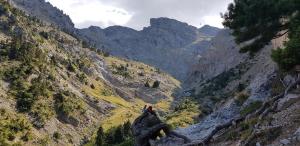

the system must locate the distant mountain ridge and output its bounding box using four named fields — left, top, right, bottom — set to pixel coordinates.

left=77, top=18, right=221, bottom=80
